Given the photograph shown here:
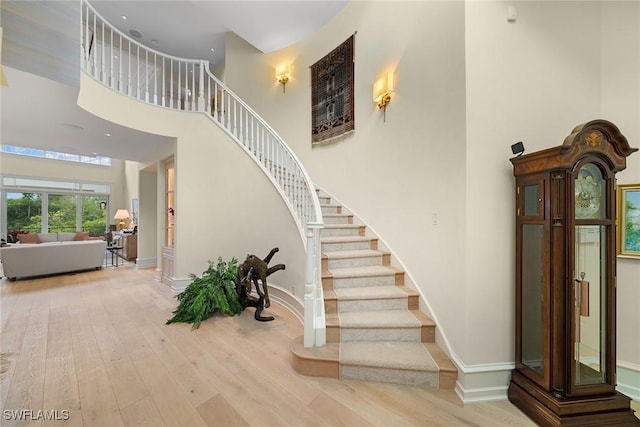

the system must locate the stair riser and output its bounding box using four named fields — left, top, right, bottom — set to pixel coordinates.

left=322, top=241, right=373, bottom=251
left=321, top=206, right=341, bottom=214
left=341, top=366, right=439, bottom=389
left=323, top=216, right=352, bottom=224
left=327, top=256, right=383, bottom=269
left=321, top=227, right=362, bottom=237
left=338, top=298, right=408, bottom=313
left=340, top=328, right=422, bottom=342
left=332, top=275, right=396, bottom=288
left=317, top=196, right=332, bottom=204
